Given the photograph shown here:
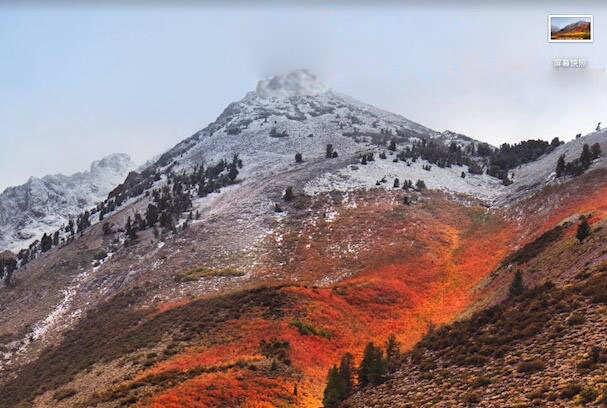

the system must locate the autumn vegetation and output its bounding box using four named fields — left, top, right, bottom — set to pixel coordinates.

left=5, top=167, right=607, bottom=407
